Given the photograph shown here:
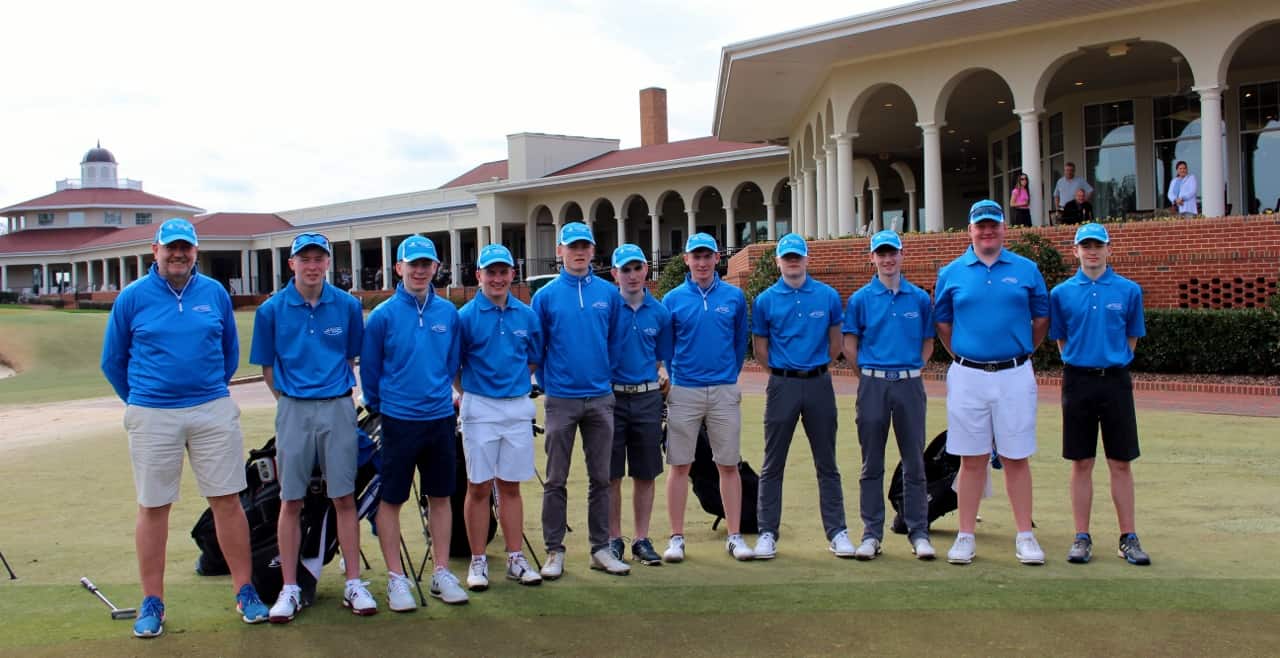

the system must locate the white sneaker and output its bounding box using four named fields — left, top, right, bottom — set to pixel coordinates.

left=386, top=571, right=418, bottom=612
left=540, top=551, right=565, bottom=580
left=268, top=584, right=301, bottom=623
left=466, top=557, right=489, bottom=591
left=506, top=554, right=543, bottom=586
left=726, top=534, right=755, bottom=561
left=830, top=530, right=858, bottom=558
left=342, top=579, right=377, bottom=616
left=754, top=532, right=777, bottom=560
left=1015, top=534, right=1046, bottom=565
left=912, top=537, right=937, bottom=561
left=429, top=569, right=470, bottom=605
left=590, top=548, right=632, bottom=575
left=663, top=535, right=686, bottom=563
left=948, top=535, right=976, bottom=565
